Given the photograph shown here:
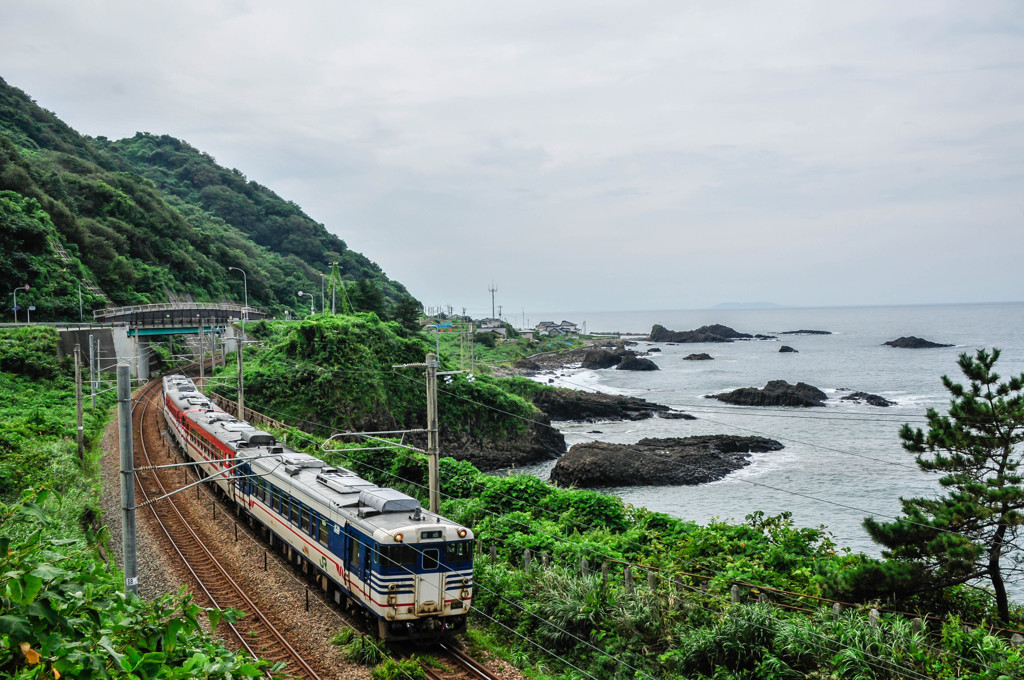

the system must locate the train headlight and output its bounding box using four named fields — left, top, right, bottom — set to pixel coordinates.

left=458, top=529, right=467, bottom=538
left=394, top=533, right=403, bottom=542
